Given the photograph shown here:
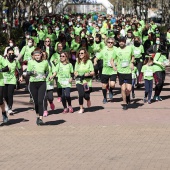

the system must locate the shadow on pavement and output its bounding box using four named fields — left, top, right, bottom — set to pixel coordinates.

left=45, top=119, right=66, bottom=126
left=1, top=118, right=29, bottom=126
left=13, top=107, right=34, bottom=114
left=86, top=106, right=104, bottom=112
